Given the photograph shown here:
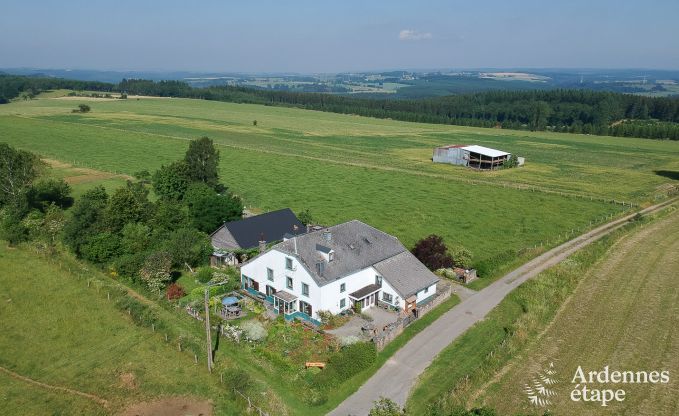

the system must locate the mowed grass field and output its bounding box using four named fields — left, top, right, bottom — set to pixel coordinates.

left=1, top=96, right=677, bottom=264
left=475, top=209, right=679, bottom=415
left=0, top=245, right=243, bottom=415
